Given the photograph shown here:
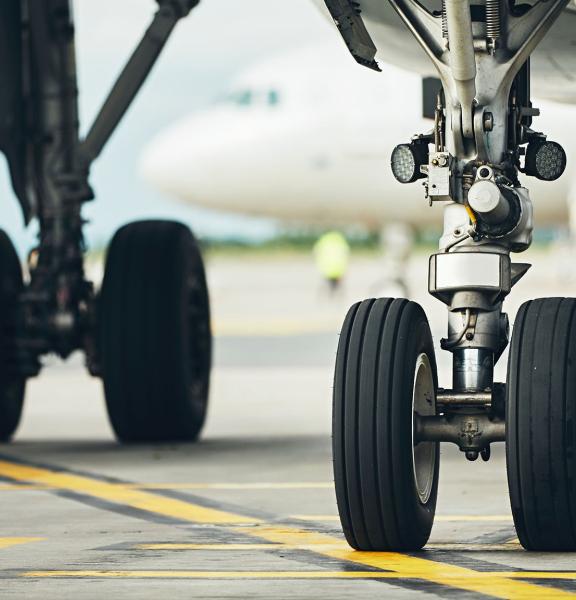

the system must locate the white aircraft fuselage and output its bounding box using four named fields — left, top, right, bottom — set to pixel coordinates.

left=140, top=44, right=575, bottom=231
